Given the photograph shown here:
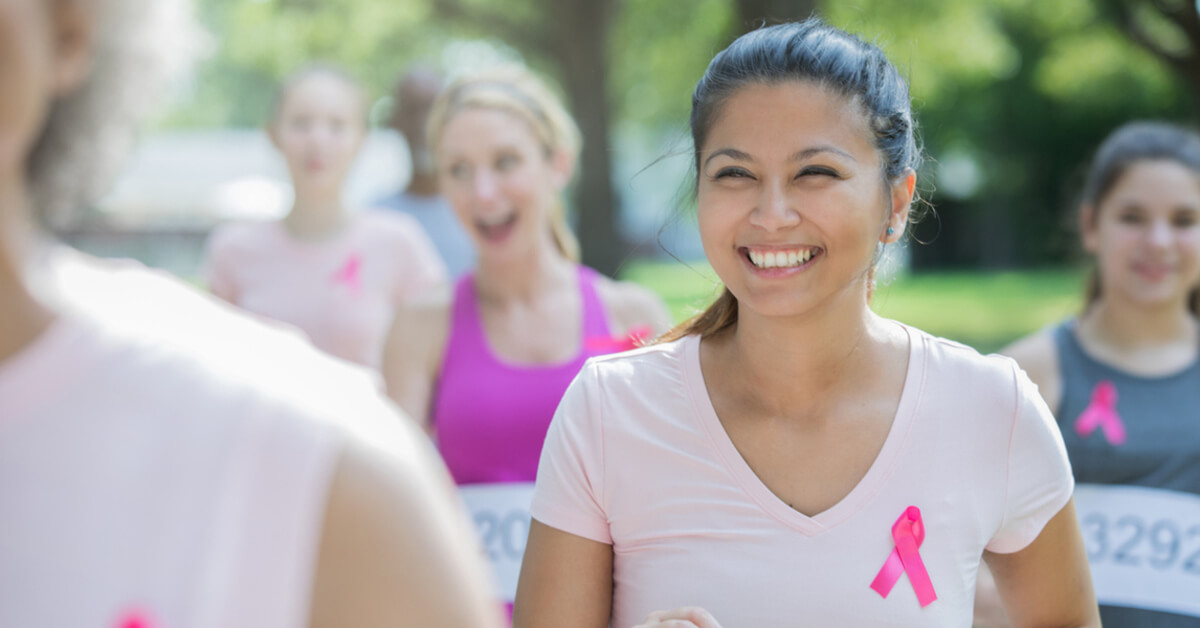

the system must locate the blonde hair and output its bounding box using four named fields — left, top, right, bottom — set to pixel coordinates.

left=427, top=66, right=582, bottom=262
